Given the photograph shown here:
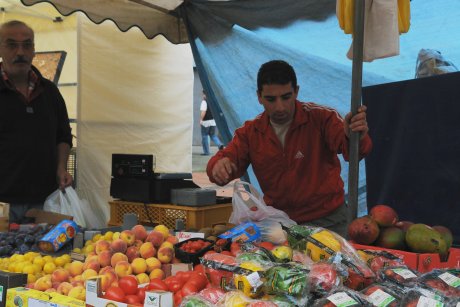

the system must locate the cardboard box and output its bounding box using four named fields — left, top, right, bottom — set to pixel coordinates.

left=0, top=271, right=27, bottom=307
left=86, top=278, right=173, bottom=307
left=25, top=209, right=73, bottom=225
left=0, top=203, right=9, bottom=232
left=6, top=287, right=50, bottom=307
left=352, top=243, right=460, bottom=273
left=161, top=263, right=193, bottom=278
